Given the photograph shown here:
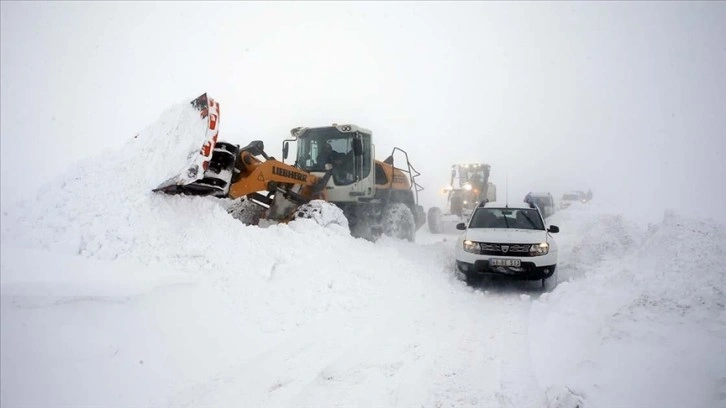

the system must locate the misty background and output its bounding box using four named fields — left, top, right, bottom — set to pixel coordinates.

left=1, top=1, right=724, bottom=225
